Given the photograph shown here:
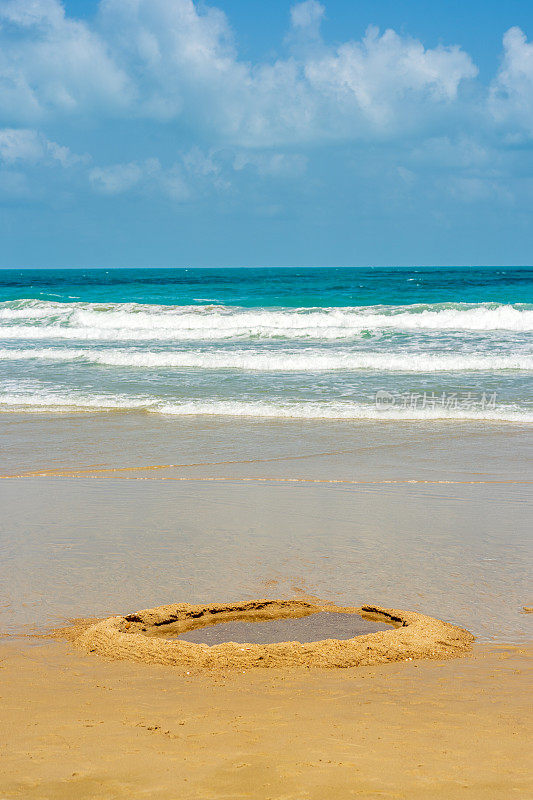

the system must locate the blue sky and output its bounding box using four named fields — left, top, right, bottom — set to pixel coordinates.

left=1, top=0, right=533, bottom=267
